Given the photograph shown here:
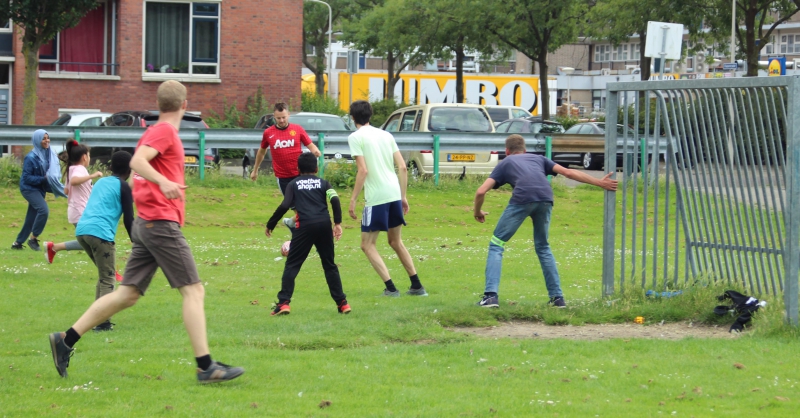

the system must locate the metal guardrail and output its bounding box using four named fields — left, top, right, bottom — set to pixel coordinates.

left=0, top=125, right=673, bottom=185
